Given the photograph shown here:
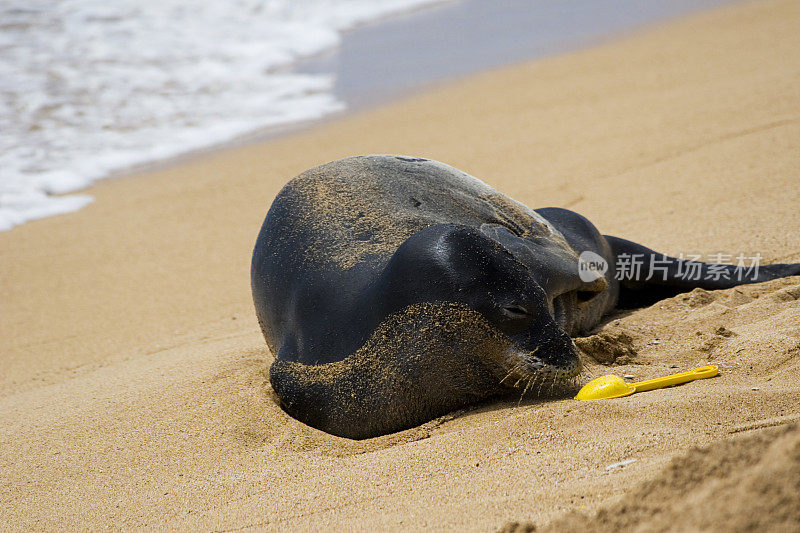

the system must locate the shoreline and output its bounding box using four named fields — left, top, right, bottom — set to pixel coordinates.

left=1, top=0, right=799, bottom=530
left=115, top=0, right=742, bottom=182
left=4, top=0, right=740, bottom=231
left=298, top=0, right=737, bottom=111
